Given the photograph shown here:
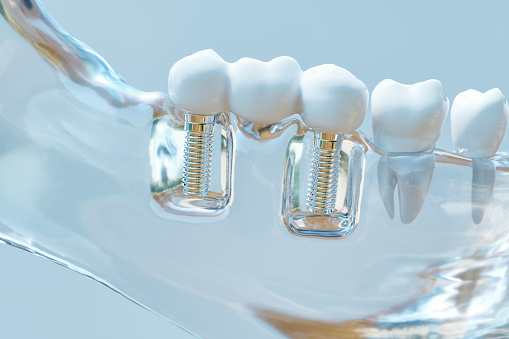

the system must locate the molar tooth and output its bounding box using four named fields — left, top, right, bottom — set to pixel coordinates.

left=372, top=79, right=448, bottom=224
left=451, top=88, right=509, bottom=224
left=168, top=49, right=229, bottom=114
left=372, top=79, right=449, bottom=153
left=228, top=56, right=301, bottom=125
